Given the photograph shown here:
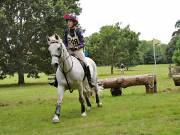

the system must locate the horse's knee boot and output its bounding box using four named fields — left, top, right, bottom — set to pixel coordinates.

left=79, top=97, right=86, bottom=113
left=55, top=104, right=61, bottom=117
left=81, top=104, right=86, bottom=113
left=95, top=93, right=100, bottom=104
left=85, top=96, right=91, bottom=107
